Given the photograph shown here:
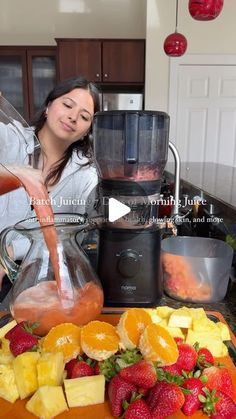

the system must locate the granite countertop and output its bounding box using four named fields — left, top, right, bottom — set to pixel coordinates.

left=165, top=162, right=236, bottom=218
